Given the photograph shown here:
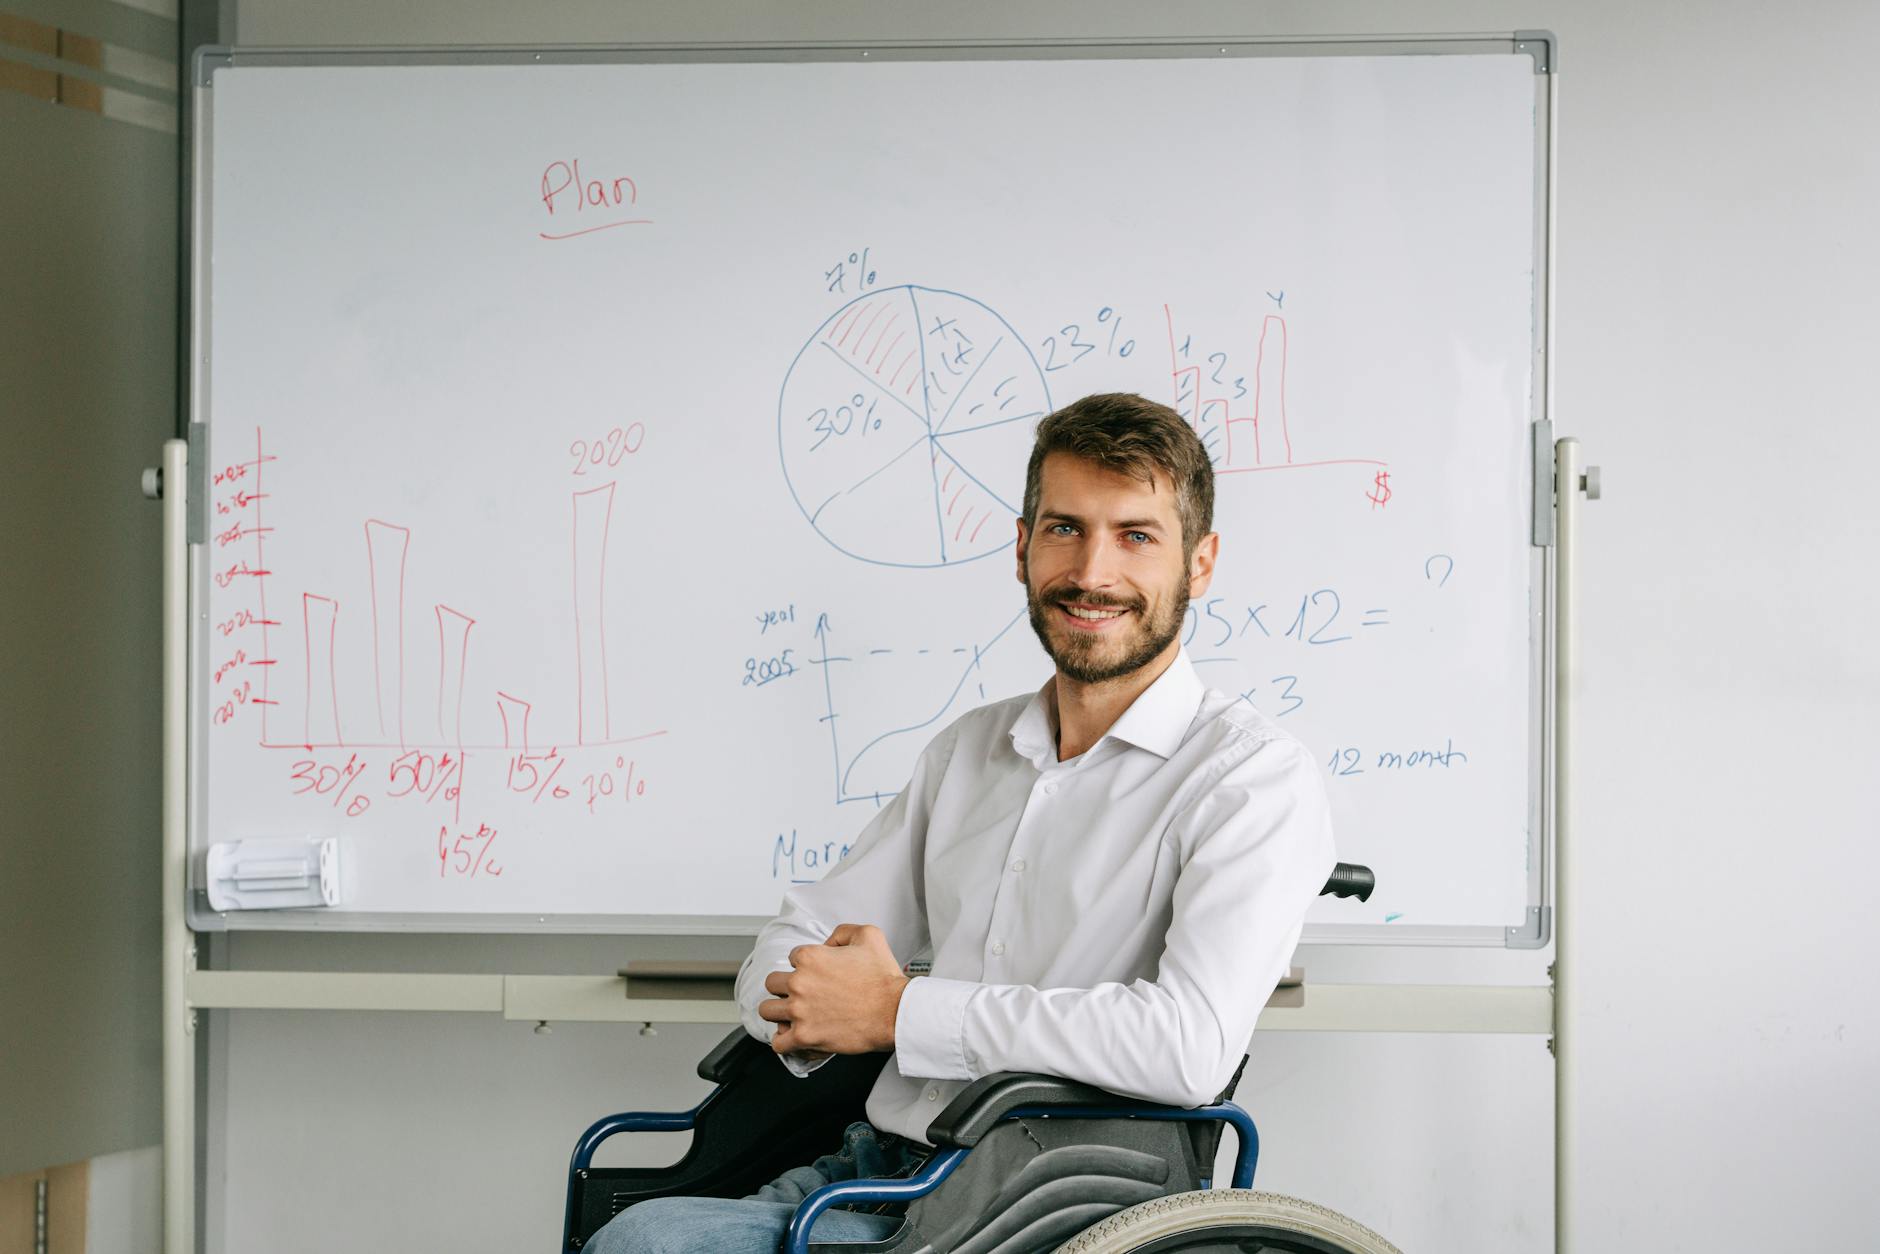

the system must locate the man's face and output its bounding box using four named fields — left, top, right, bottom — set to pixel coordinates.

left=1017, top=452, right=1216, bottom=686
